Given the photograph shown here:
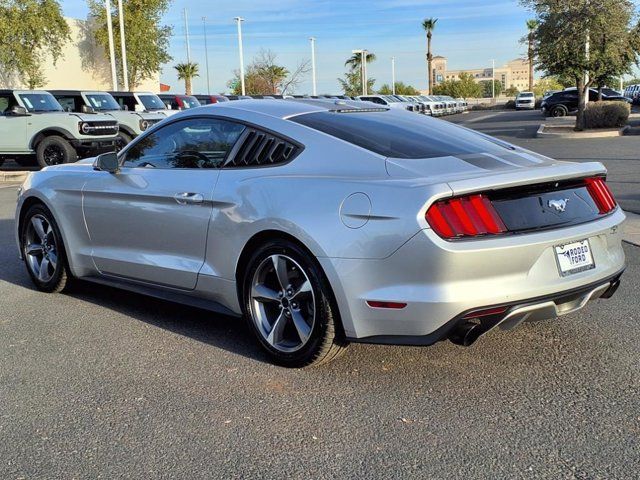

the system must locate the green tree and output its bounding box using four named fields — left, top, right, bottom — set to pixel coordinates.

left=532, top=76, right=565, bottom=96
left=0, top=0, right=70, bottom=88
left=88, top=0, right=172, bottom=90
left=480, top=79, right=503, bottom=98
left=526, top=19, right=538, bottom=91
left=378, top=82, right=420, bottom=95
left=339, top=51, right=376, bottom=96
left=623, top=78, right=640, bottom=87
left=522, top=0, right=640, bottom=130
left=433, top=73, right=482, bottom=99
left=422, top=17, right=438, bottom=94
left=504, top=85, right=520, bottom=96
left=174, top=62, right=199, bottom=95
